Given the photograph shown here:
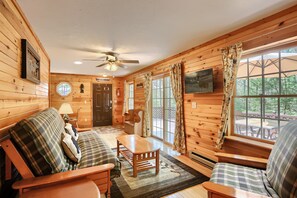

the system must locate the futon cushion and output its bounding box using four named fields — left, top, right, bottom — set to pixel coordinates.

left=10, top=108, right=66, bottom=176
left=10, top=124, right=52, bottom=176
left=210, top=163, right=278, bottom=197
left=266, top=121, right=297, bottom=198
left=61, top=133, right=81, bottom=163
left=77, top=131, right=121, bottom=178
